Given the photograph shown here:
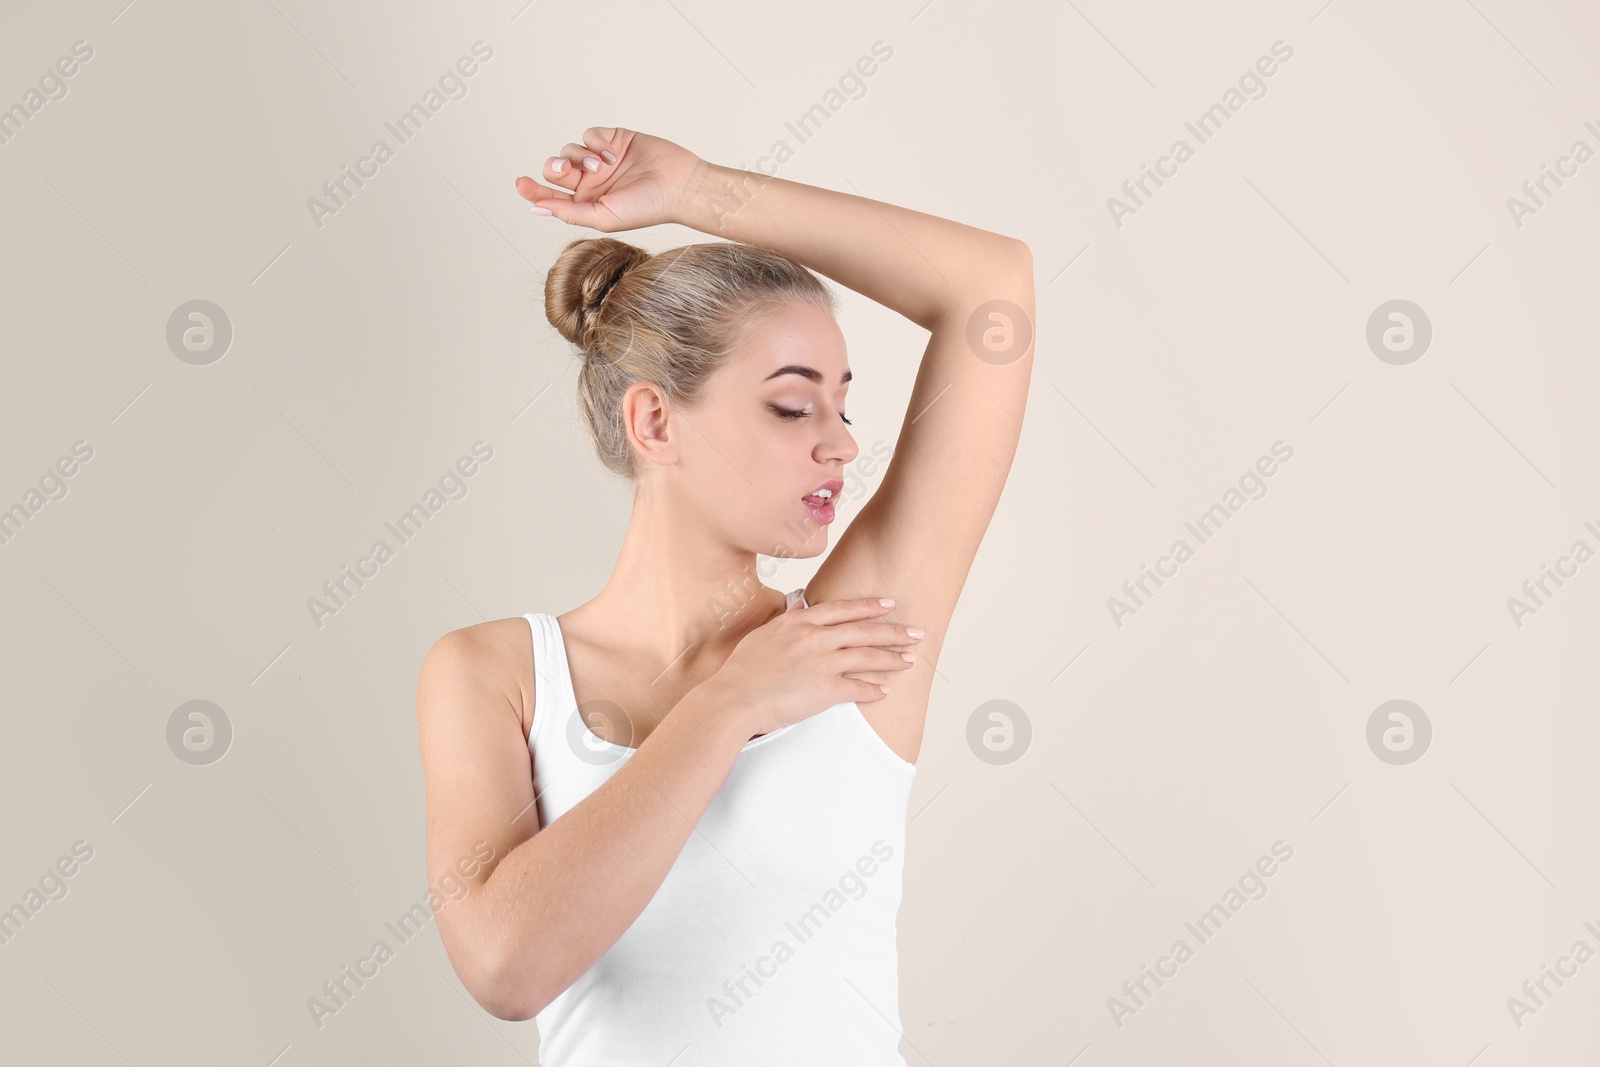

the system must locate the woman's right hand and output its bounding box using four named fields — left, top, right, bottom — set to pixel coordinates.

left=707, top=596, right=922, bottom=739
left=514, top=126, right=703, bottom=233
